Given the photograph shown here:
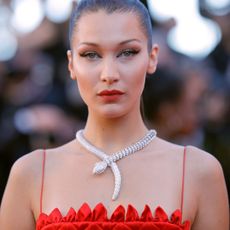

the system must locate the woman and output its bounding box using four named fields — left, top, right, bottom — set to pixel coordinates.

left=0, top=0, right=229, bottom=229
